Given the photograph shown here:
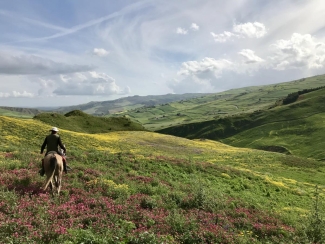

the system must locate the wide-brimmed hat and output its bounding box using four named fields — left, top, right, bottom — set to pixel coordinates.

left=50, top=127, right=59, bottom=132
